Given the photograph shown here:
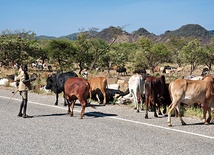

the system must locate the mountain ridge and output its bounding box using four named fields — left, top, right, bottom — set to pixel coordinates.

left=36, top=24, right=214, bottom=43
